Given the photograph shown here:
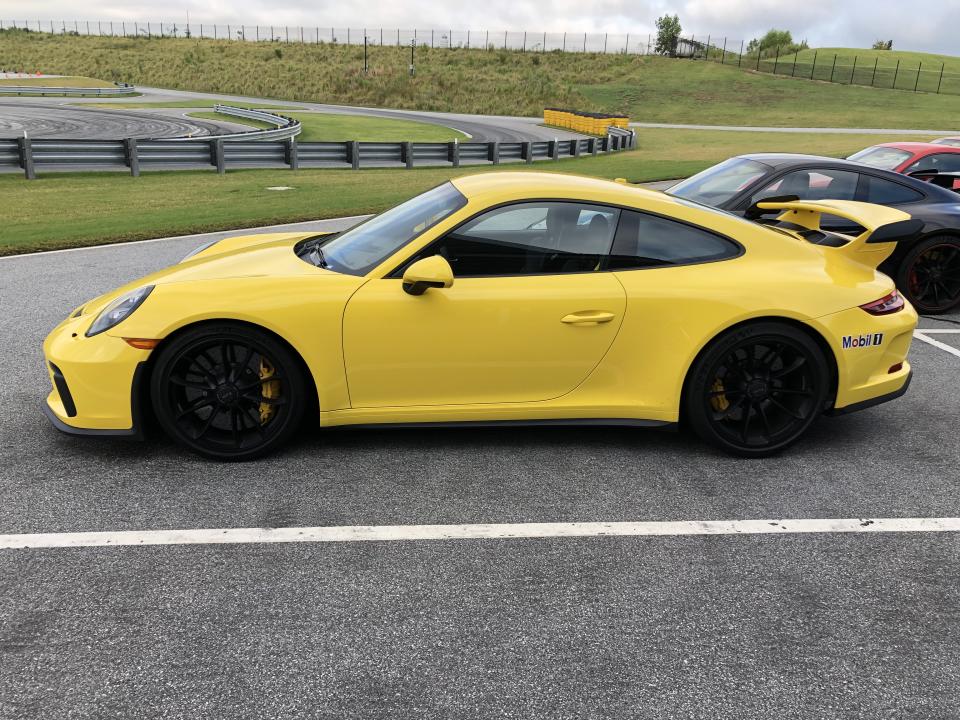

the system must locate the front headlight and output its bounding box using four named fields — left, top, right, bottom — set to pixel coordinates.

left=85, top=286, right=154, bottom=337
